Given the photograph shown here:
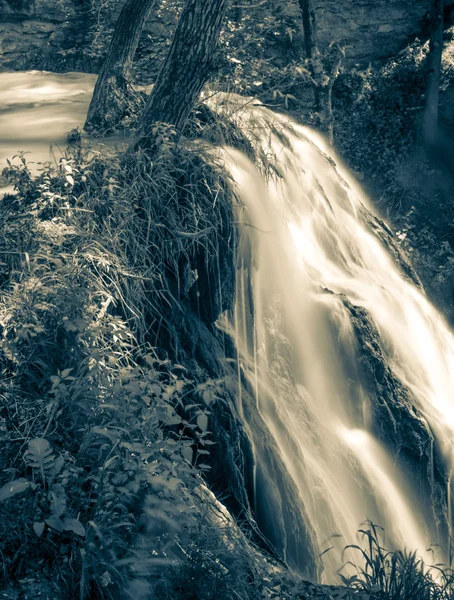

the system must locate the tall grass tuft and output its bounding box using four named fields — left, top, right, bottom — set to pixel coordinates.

left=339, top=522, right=454, bottom=599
